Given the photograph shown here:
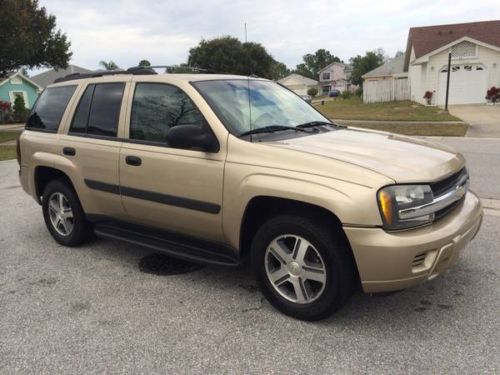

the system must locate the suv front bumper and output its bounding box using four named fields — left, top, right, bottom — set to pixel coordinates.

left=344, top=191, right=483, bottom=293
